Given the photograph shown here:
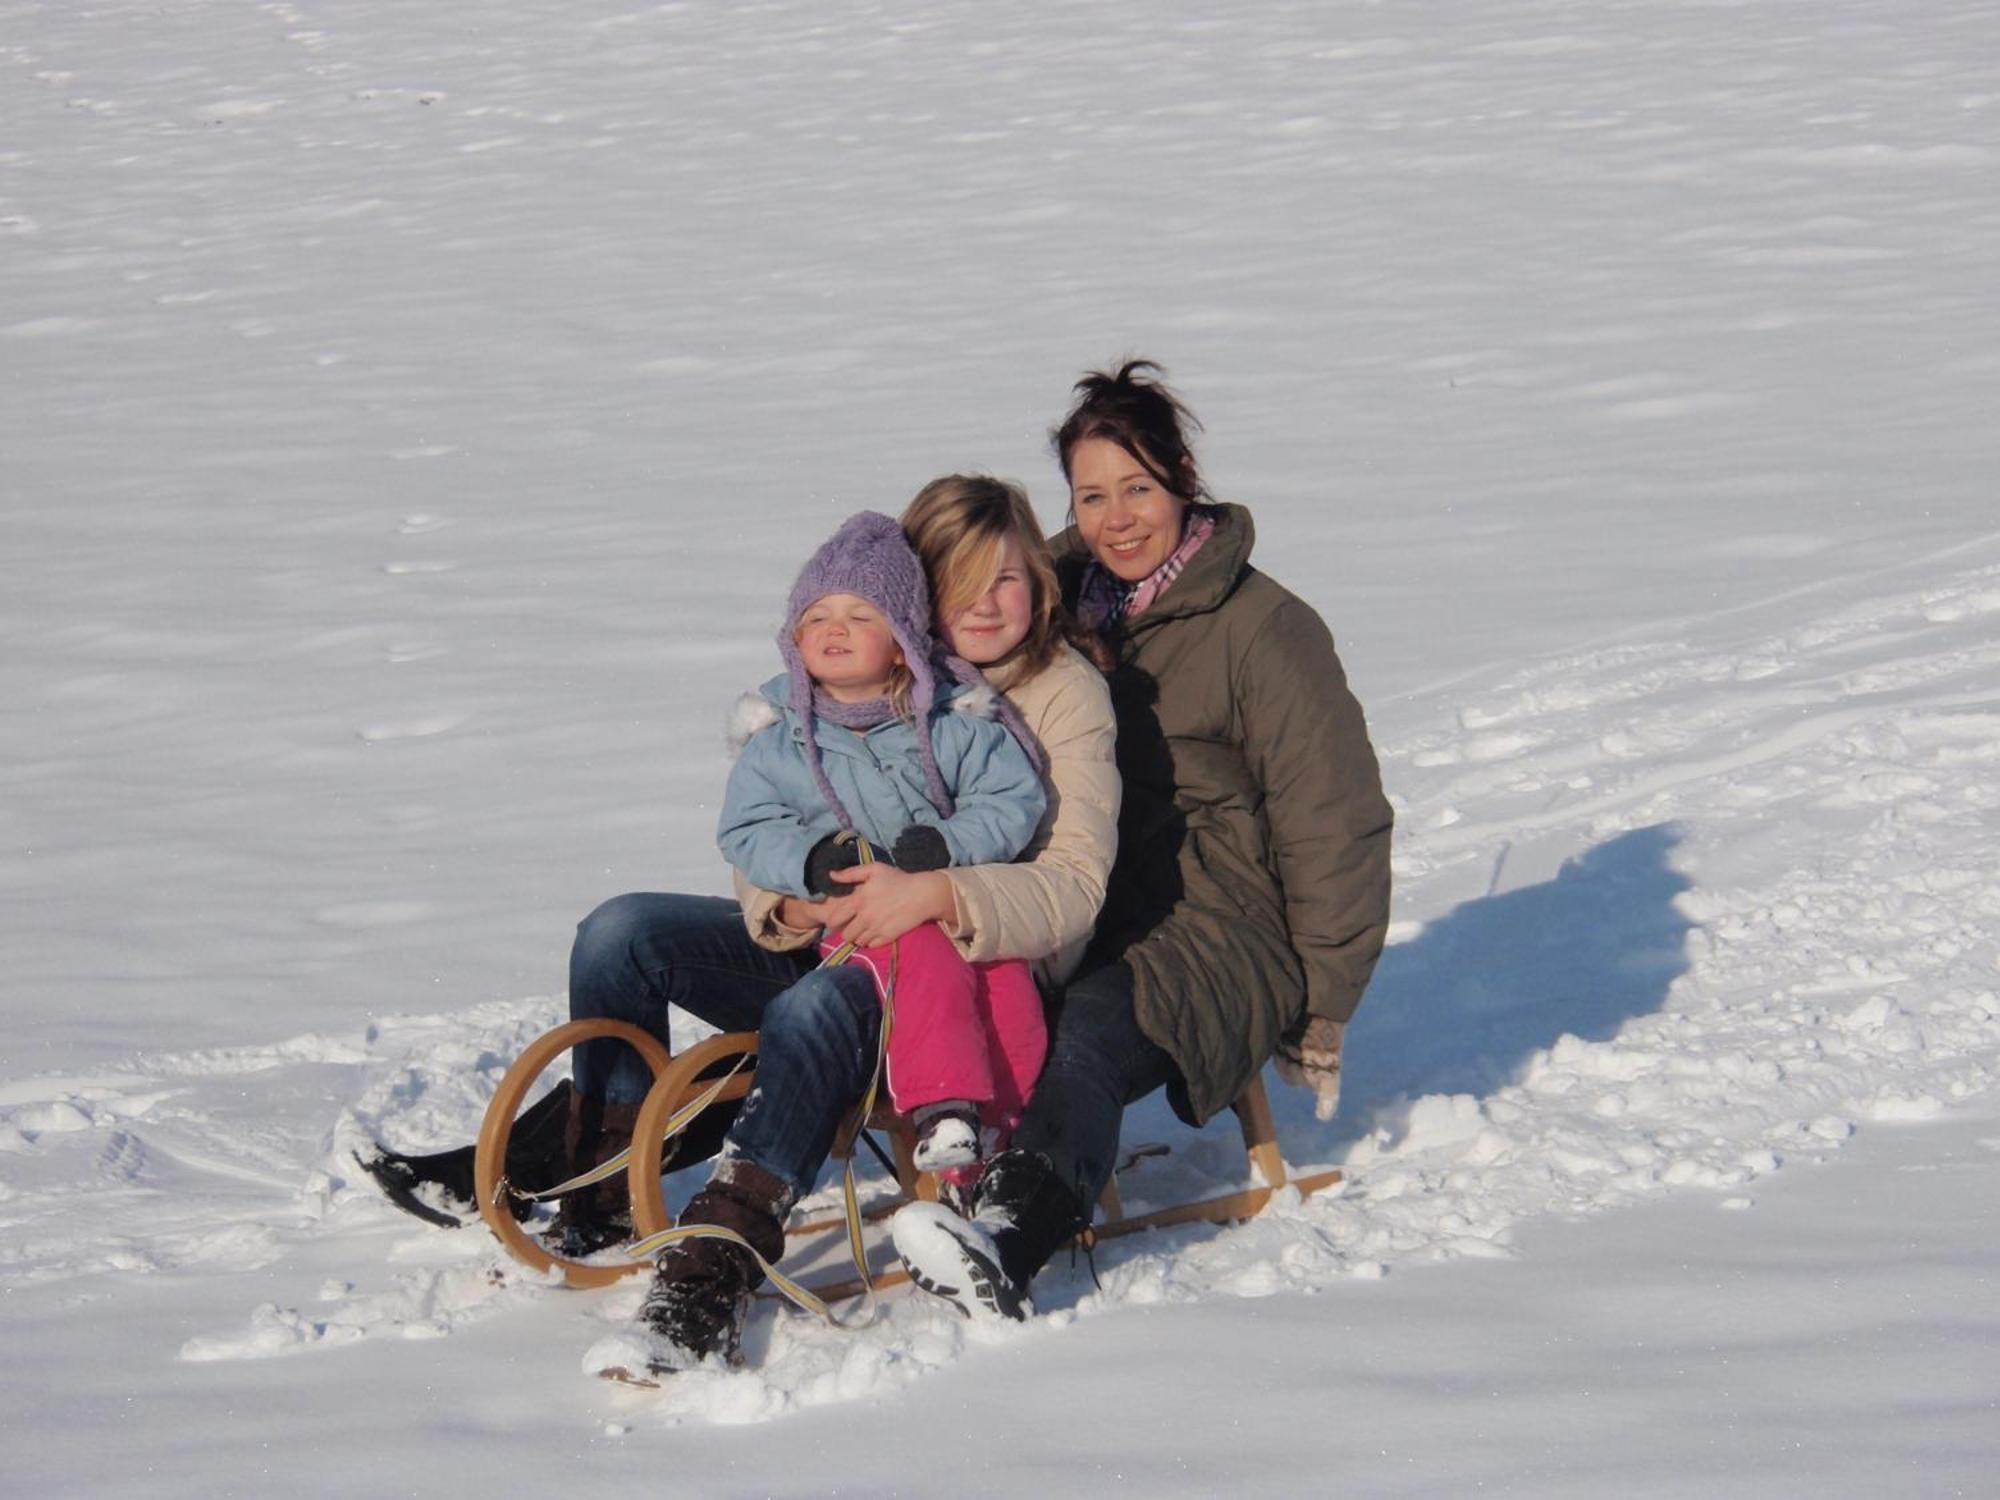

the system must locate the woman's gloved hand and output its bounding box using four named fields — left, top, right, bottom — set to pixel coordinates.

left=889, top=825, right=951, bottom=873
left=1273, top=1015, right=1344, bottom=1121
